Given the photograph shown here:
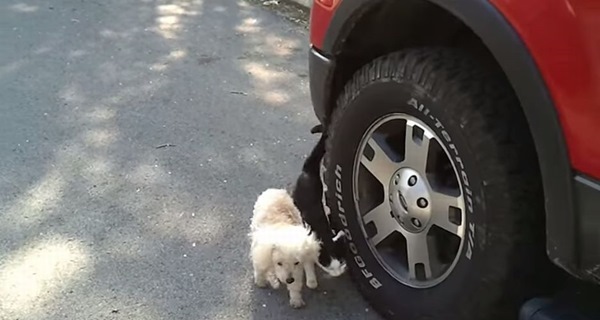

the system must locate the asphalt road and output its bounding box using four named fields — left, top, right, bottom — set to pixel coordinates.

left=0, top=0, right=382, bottom=319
